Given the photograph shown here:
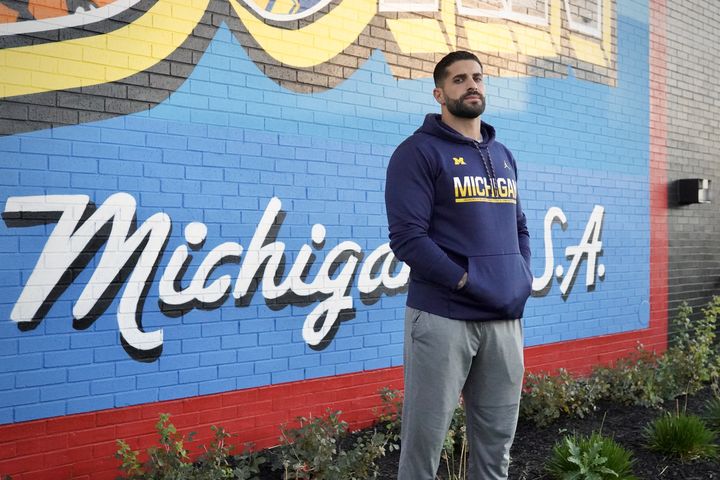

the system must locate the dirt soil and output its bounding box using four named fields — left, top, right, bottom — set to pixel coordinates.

left=256, top=387, right=719, bottom=479
left=375, top=387, right=719, bottom=480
